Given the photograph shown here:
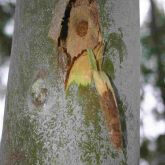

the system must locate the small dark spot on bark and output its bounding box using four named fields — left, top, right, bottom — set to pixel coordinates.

left=32, top=88, right=48, bottom=107
left=76, top=20, right=88, bottom=37
left=7, top=151, right=26, bottom=165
